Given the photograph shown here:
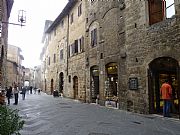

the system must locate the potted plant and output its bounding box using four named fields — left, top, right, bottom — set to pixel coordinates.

left=0, top=105, right=24, bottom=135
